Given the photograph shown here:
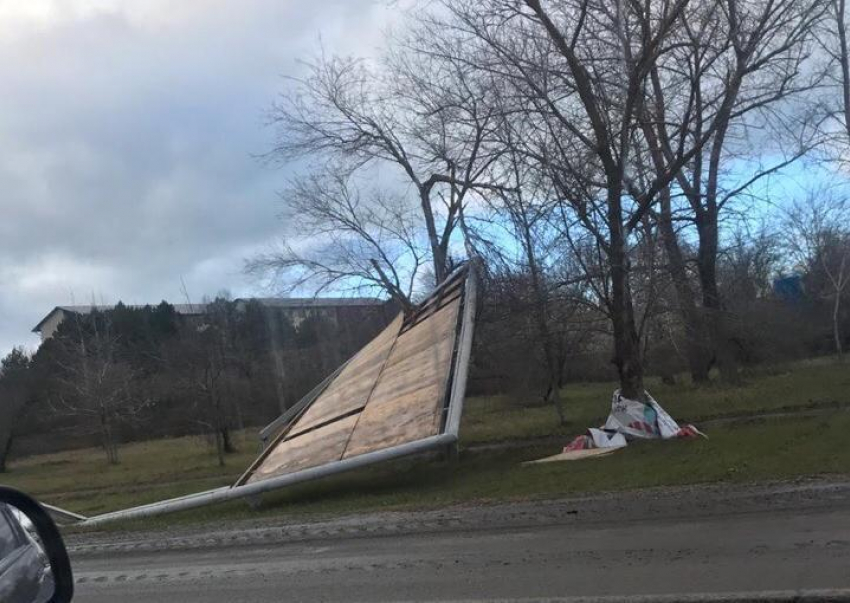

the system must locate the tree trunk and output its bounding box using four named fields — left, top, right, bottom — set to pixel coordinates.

left=221, top=427, right=235, bottom=454
left=522, top=218, right=567, bottom=424
left=608, top=190, right=645, bottom=400
left=696, top=215, right=740, bottom=383
left=546, top=381, right=566, bottom=424
left=837, top=0, right=850, bottom=142
left=612, top=282, right=644, bottom=399
left=100, top=411, right=119, bottom=465
left=538, top=312, right=566, bottom=424
left=0, top=429, right=13, bottom=473
left=419, top=187, right=448, bottom=284
left=657, top=190, right=711, bottom=383
left=834, top=292, right=844, bottom=362
left=215, top=431, right=225, bottom=467
left=208, top=389, right=228, bottom=465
